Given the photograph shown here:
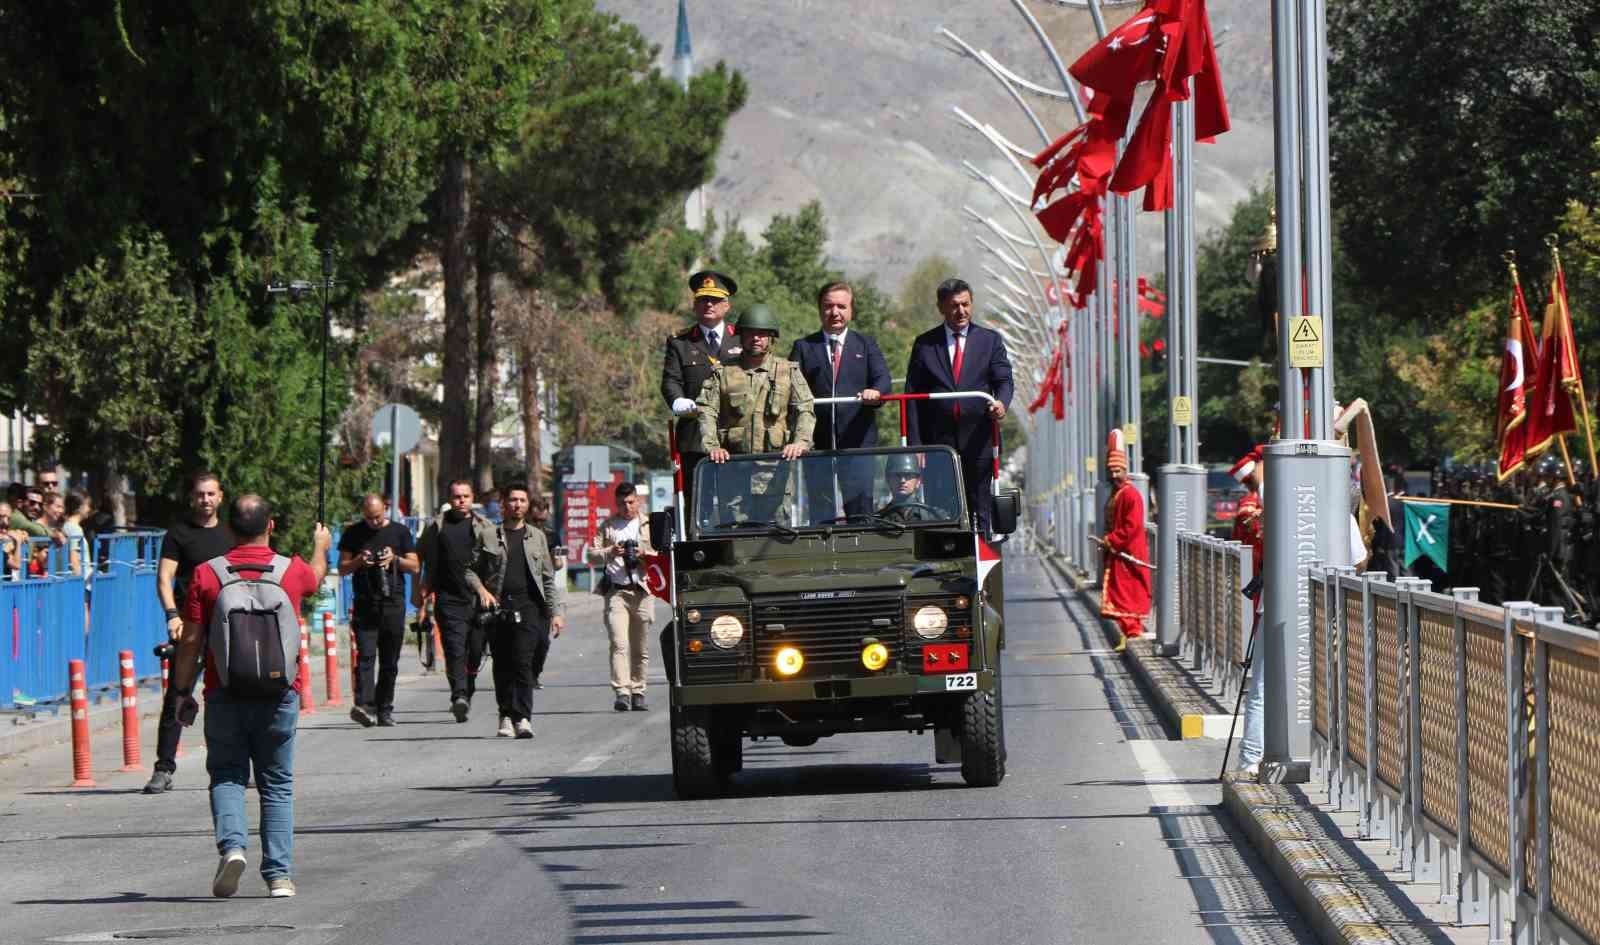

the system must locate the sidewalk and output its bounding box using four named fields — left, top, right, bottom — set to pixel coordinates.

left=1049, top=550, right=1474, bottom=945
